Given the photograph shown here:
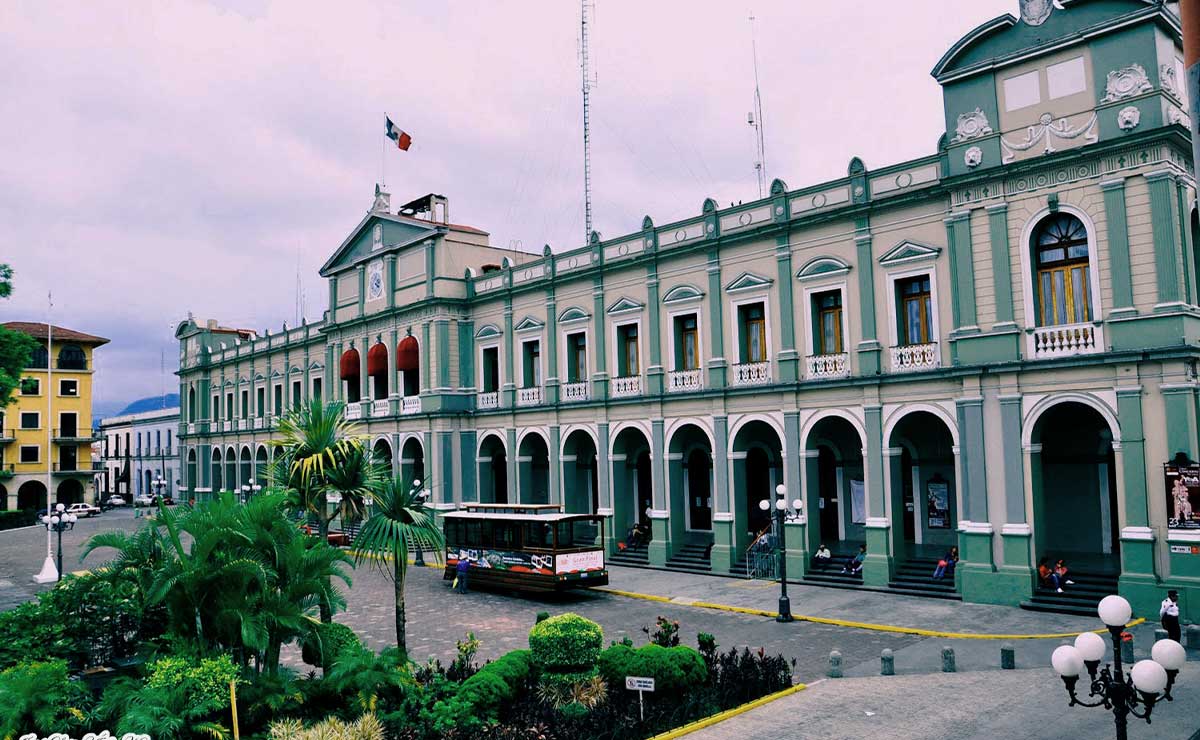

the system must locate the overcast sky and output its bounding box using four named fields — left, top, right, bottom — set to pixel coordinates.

left=0, top=0, right=1017, bottom=413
